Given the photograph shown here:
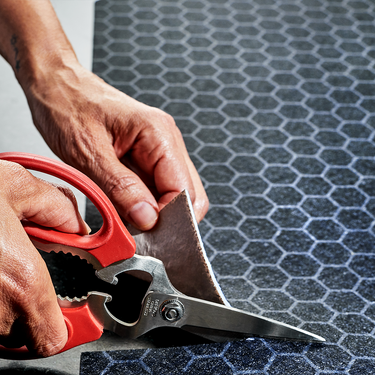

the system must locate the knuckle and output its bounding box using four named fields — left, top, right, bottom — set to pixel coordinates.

left=200, top=197, right=210, bottom=218
left=51, top=183, right=78, bottom=207
left=36, top=335, right=66, bottom=357
left=11, top=273, right=36, bottom=307
left=163, top=115, right=181, bottom=137
left=0, top=285, right=29, bottom=348
left=0, top=161, right=33, bottom=191
left=150, top=108, right=178, bottom=133
left=0, top=161, right=46, bottom=212
left=0, top=312, right=13, bottom=339
left=0, top=160, right=26, bottom=175
left=104, top=174, right=138, bottom=202
left=192, top=192, right=210, bottom=222
left=160, top=111, right=176, bottom=127
left=10, top=255, right=47, bottom=301
left=28, top=181, right=80, bottom=228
